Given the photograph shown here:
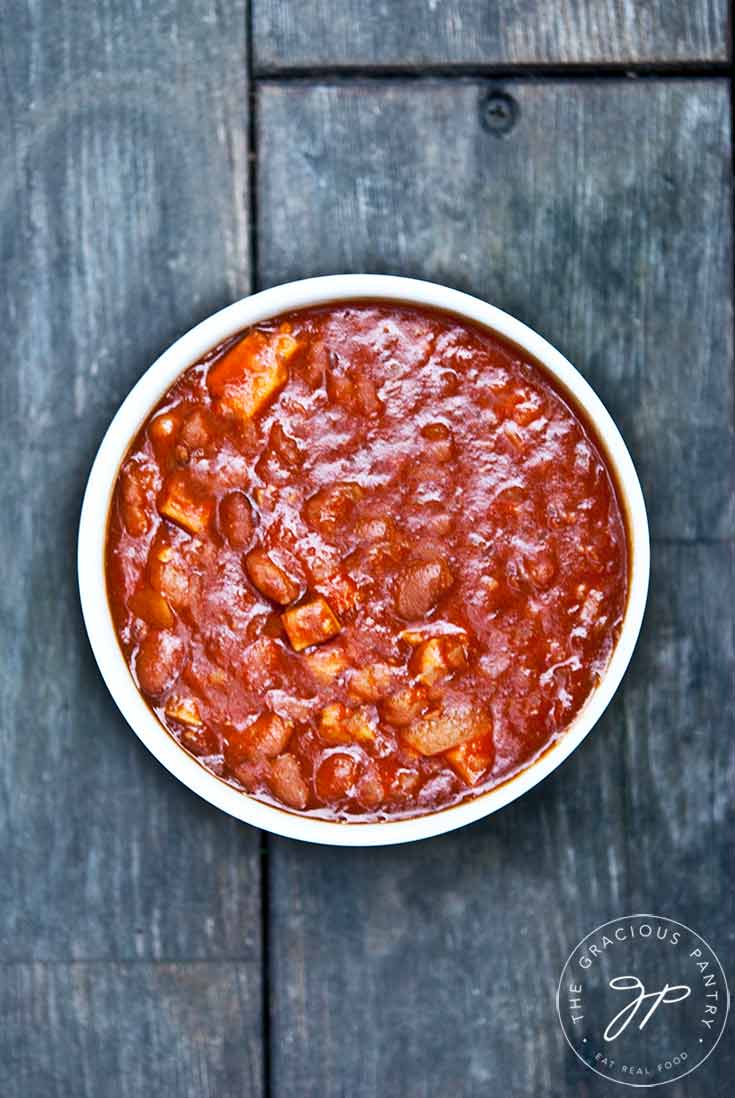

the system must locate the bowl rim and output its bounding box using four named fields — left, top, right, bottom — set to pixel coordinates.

left=78, top=274, right=650, bottom=847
